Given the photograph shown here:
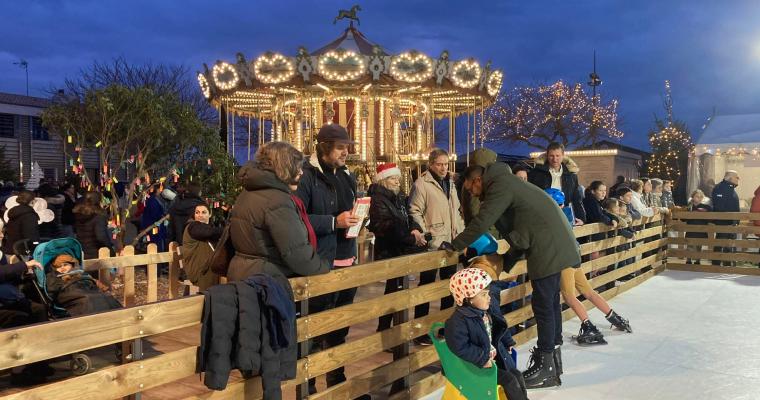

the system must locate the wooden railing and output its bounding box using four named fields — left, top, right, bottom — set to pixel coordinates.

left=667, top=211, right=760, bottom=275
left=0, top=215, right=670, bottom=400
